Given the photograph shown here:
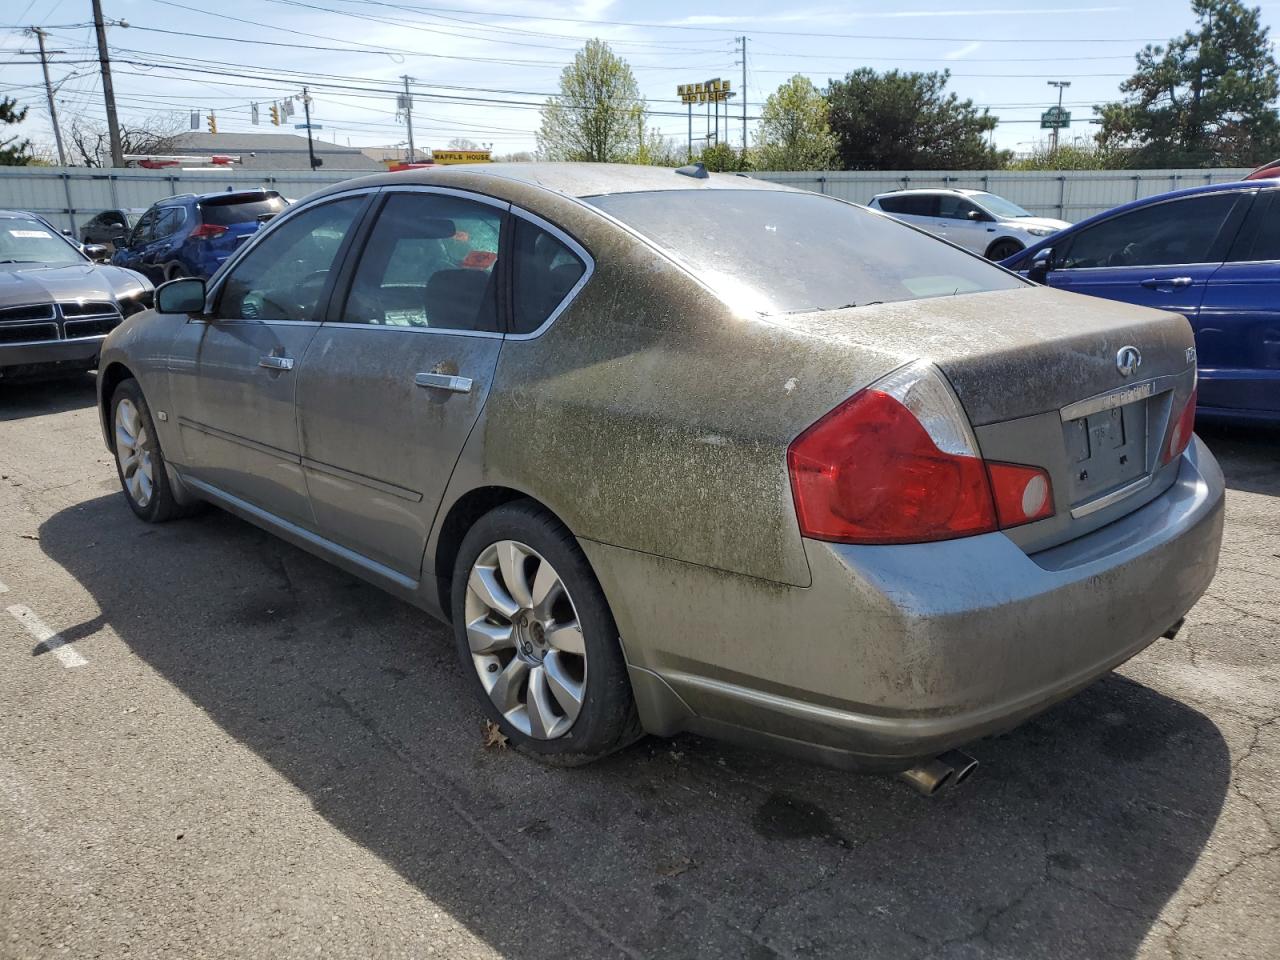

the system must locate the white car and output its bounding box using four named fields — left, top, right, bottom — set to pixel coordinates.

left=867, top=189, right=1070, bottom=261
